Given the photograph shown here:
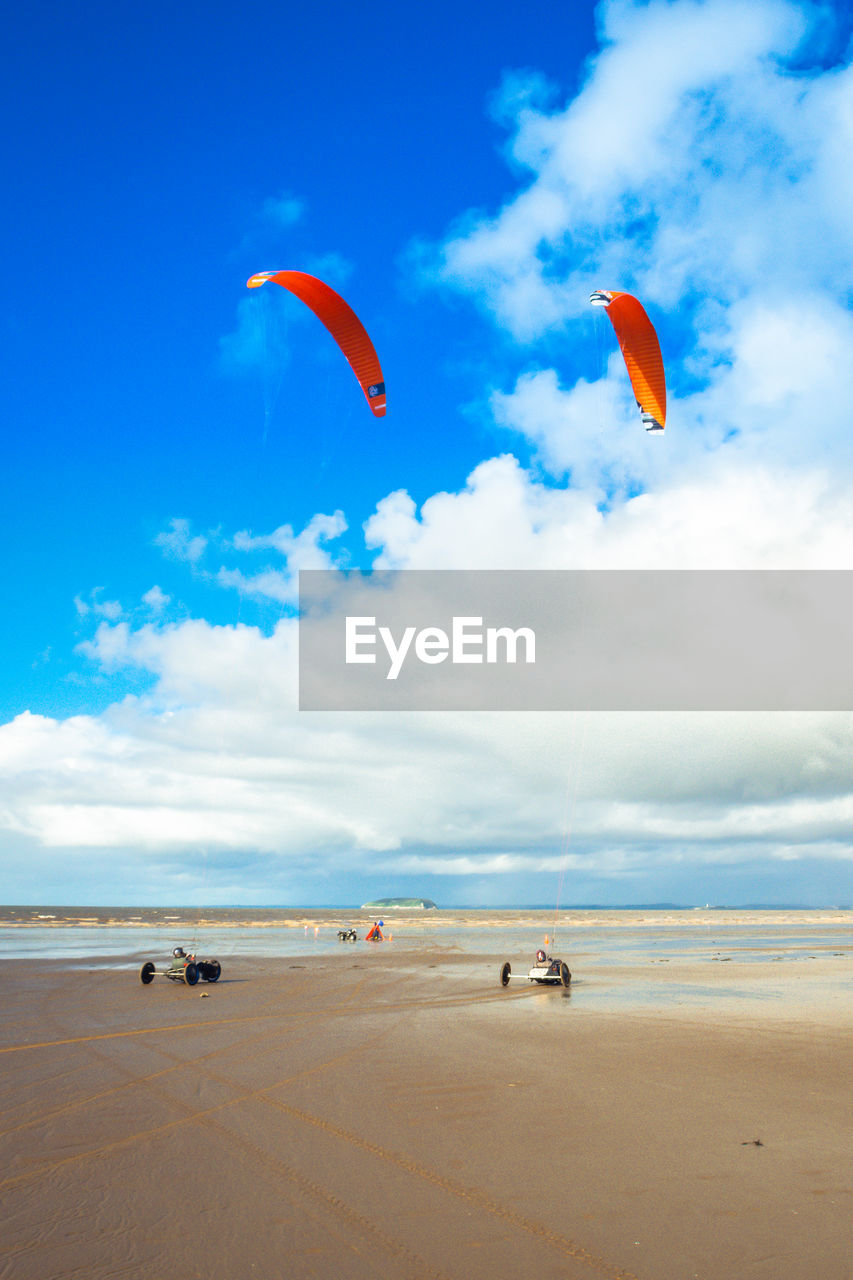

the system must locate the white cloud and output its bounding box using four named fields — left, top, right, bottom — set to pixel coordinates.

left=5, top=0, right=853, bottom=905
left=142, top=585, right=170, bottom=613
left=221, top=510, right=348, bottom=604
left=155, top=517, right=208, bottom=564
left=363, top=451, right=853, bottom=571
left=413, top=0, right=853, bottom=513
left=233, top=510, right=346, bottom=558
left=429, top=0, right=832, bottom=341
left=147, top=513, right=348, bottom=608
left=73, top=589, right=123, bottom=621
left=4, top=627, right=853, bottom=899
